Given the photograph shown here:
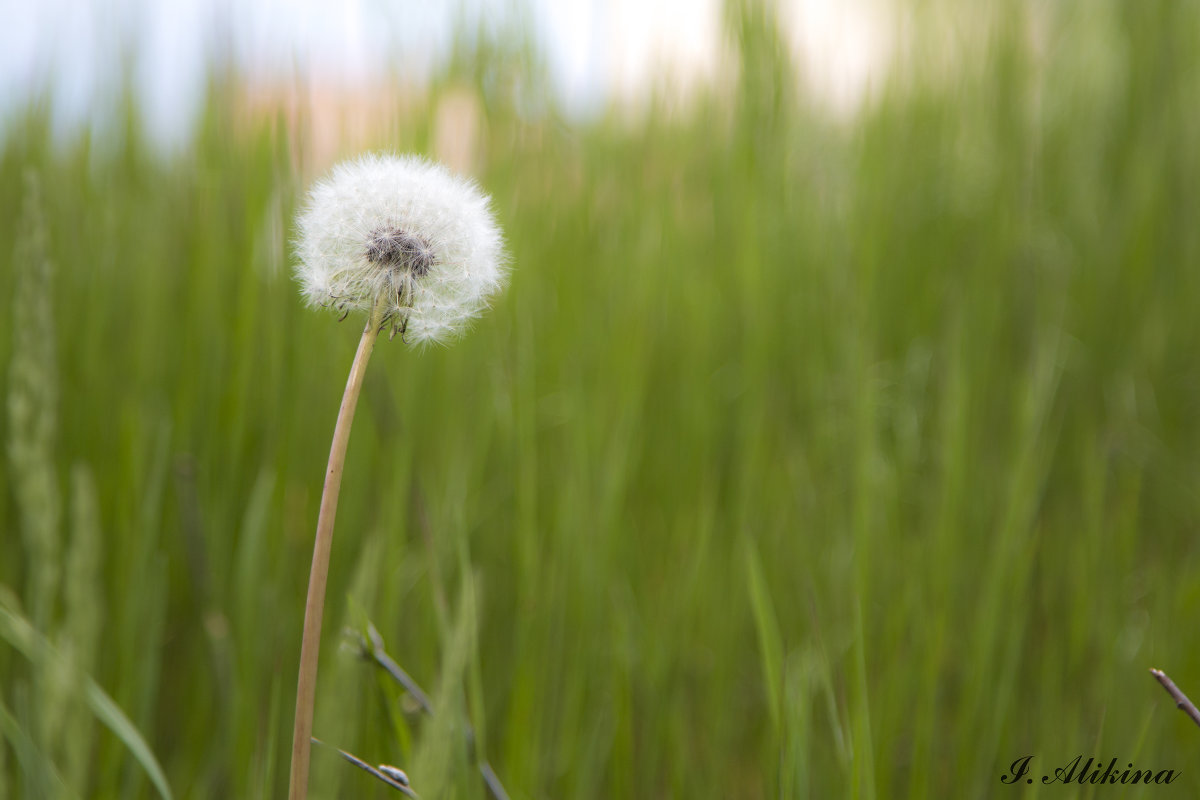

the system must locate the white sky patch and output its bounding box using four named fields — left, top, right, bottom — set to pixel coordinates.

left=604, top=0, right=724, bottom=98
left=531, top=0, right=605, bottom=112
left=1, top=0, right=120, bottom=131
left=780, top=0, right=894, bottom=115
left=138, top=1, right=211, bottom=143
left=523, top=0, right=889, bottom=114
